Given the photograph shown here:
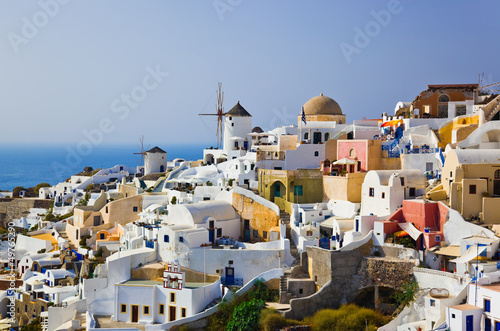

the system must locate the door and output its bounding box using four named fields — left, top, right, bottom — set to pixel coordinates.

left=485, top=317, right=491, bottom=331
left=225, top=267, right=235, bottom=285
left=495, top=179, right=500, bottom=196
left=465, top=315, right=473, bottom=331
left=244, top=220, right=250, bottom=241
left=169, top=306, right=176, bottom=321
left=209, top=220, right=214, bottom=244
left=313, top=132, right=321, bottom=144
left=131, top=305, right=139, bottom=323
